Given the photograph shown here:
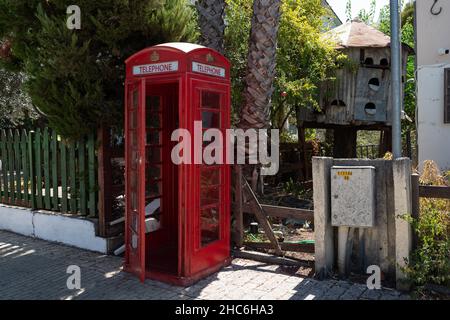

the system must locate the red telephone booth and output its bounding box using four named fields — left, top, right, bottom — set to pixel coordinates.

left=124, top=43, right=231, bottom=286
